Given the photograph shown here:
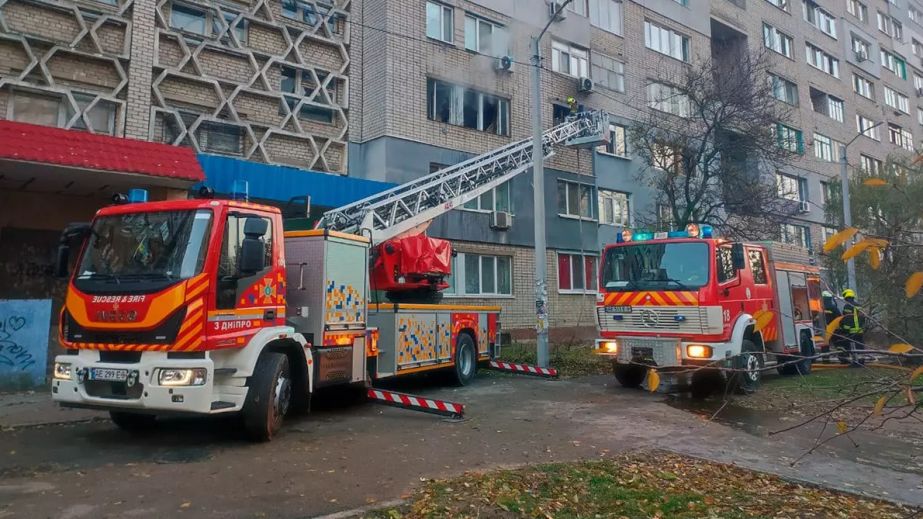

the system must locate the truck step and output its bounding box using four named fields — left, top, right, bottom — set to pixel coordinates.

left=488, top=360, right=559, bottom=378
left=366, top=388, right=465, bottom=419
left=210, top=401, right=235, bottom=411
